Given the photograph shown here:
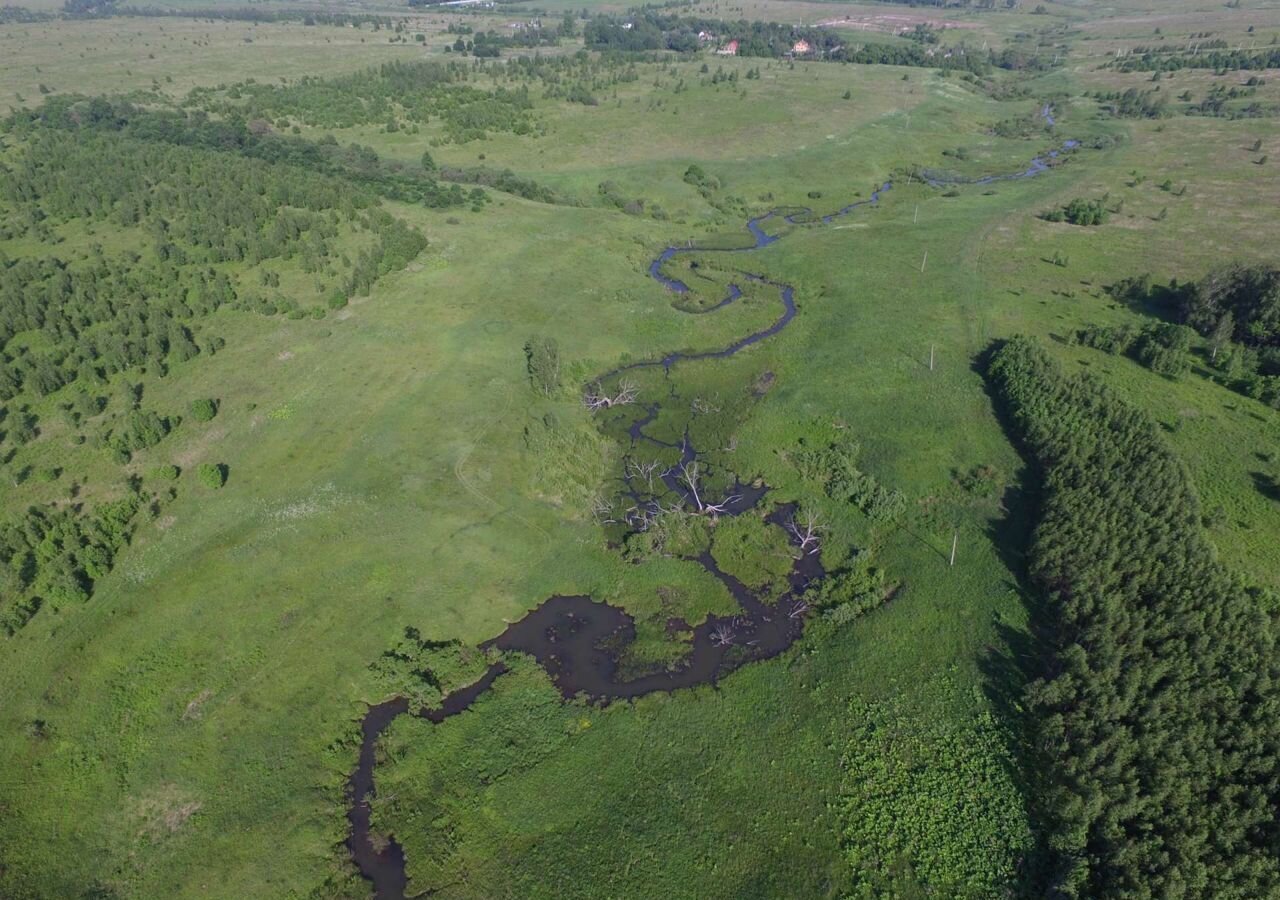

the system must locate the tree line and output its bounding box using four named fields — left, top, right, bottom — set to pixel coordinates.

left=1114, top=45, right=1280, bottom=74
left=10, top=94, right=528, bottom=208
left=582, top=11, right=1058, bottom=73
left=1102, top=267, right=1280, bottom=408
left=192, top=61, right=538, bottom=142
left=987, top=336, right=1280, bottom=897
